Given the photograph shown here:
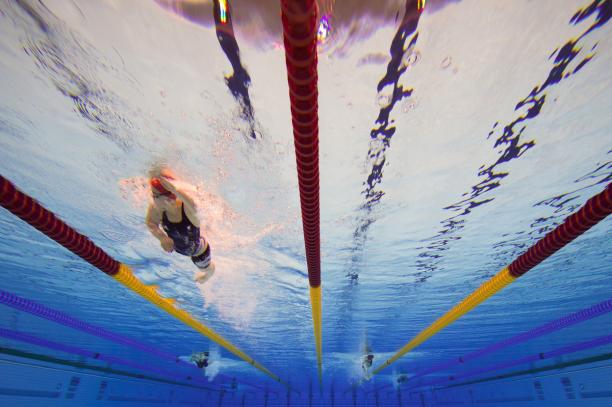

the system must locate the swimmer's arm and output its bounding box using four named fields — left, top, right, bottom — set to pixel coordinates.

left=146, top=204, right=167, bottom=242
left=158, top=178, right=200, bottom=220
